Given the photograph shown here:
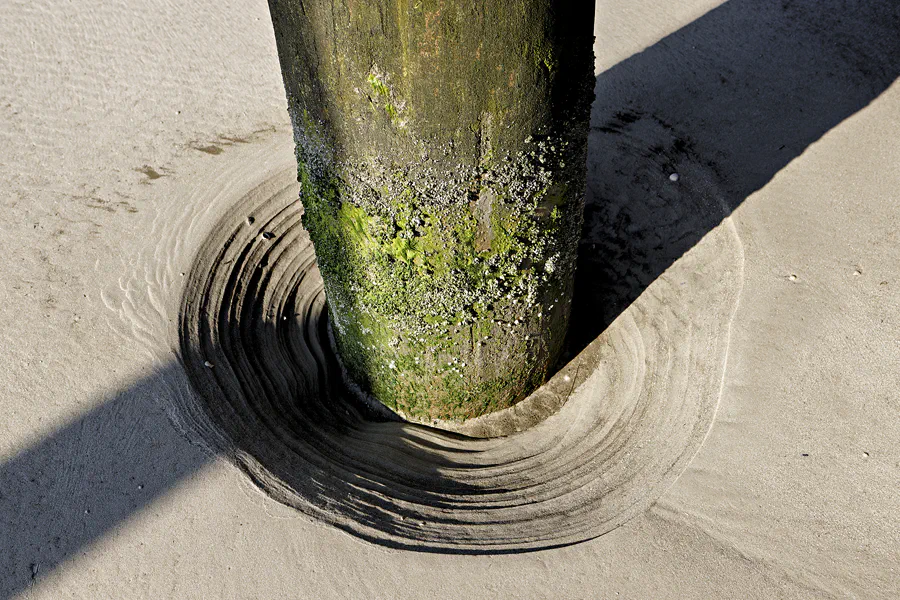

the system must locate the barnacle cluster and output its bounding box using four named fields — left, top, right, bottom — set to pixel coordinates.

left=293, top=103, right=585, bottom=420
